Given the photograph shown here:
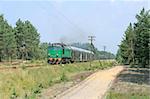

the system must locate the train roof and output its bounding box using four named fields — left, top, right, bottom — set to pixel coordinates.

left=70, top=46, right=94, bottom=54
left=49, top=43, right=94, bottom=54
